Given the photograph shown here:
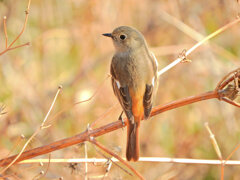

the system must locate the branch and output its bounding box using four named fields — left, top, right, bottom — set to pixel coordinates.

left=0, top=0, right=31, bottom=56
left=157, top=17, right=240, bottom=77
left=90, top=138, right=144, bottom=180
left=3, top=16, right=8, bottom=48
left=6, top=42, right=30, bottom=52
left=18, top=157, right=240, bottom=166
left=91, top=142, right=132, bottom=176
left=1, top=67, right=239, bottom=167
left=158, top=10, right=239, bottom=63
left=0, top=91, right=214, bottom=167
left=0, top=86, right=62, bottom=173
